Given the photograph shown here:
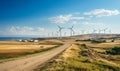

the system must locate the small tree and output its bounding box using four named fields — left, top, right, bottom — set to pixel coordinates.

left=80, top=44, right=87, bottom=48
left=111, top=39, right=115, bottom=42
